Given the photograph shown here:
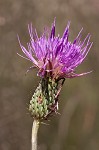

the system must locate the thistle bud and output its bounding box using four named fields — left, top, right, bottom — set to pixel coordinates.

left=29, top=78, right=59, bottom=120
